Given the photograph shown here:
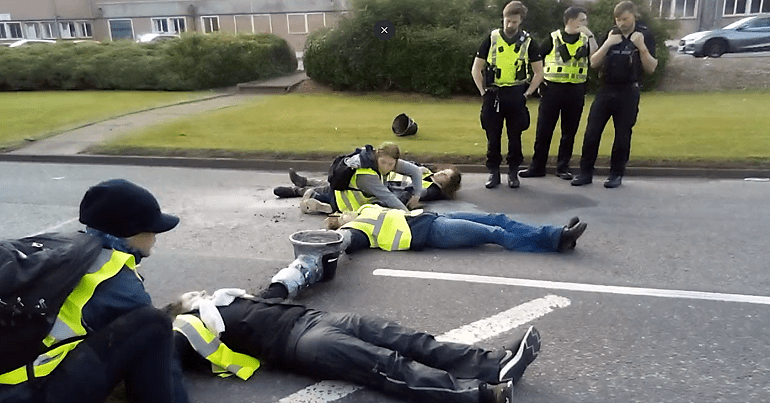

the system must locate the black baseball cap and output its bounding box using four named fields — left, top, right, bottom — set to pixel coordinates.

left=79, top=179, right=179, bottom=238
